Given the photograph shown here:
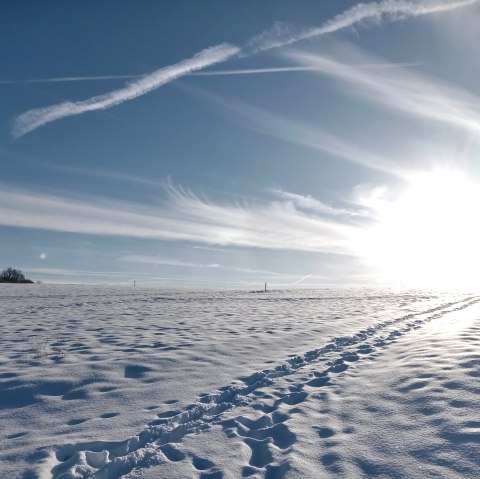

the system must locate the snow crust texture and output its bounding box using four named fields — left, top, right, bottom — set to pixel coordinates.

left=1, top=286, right=480, bottom=479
